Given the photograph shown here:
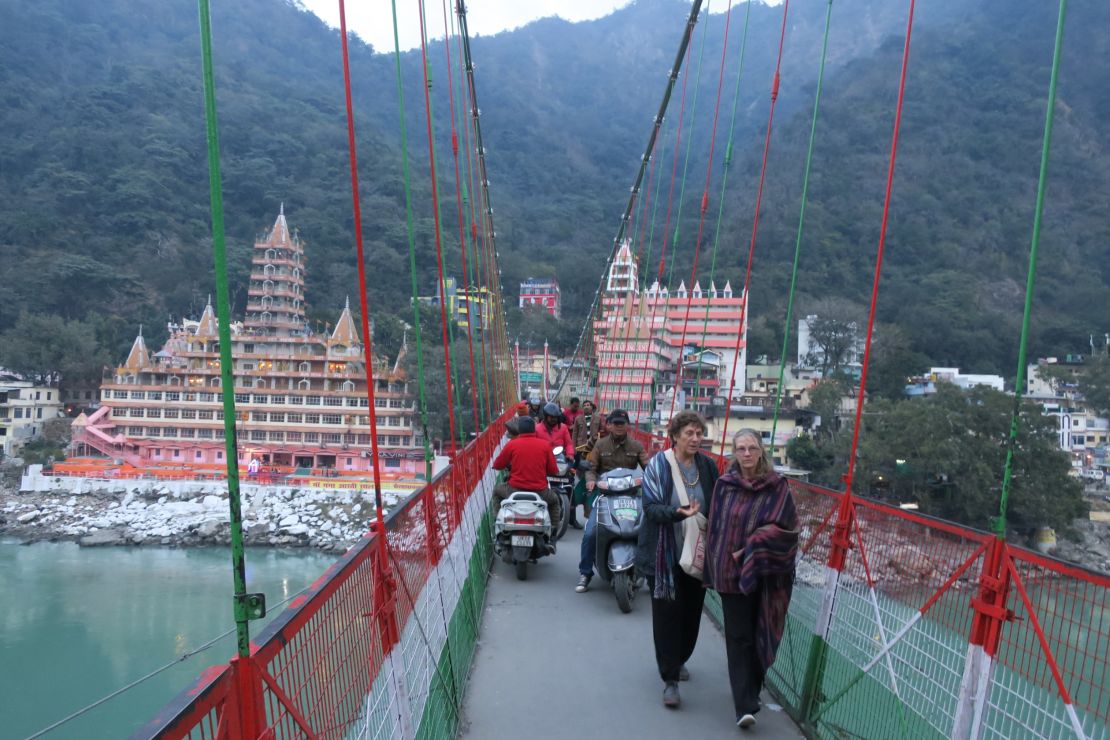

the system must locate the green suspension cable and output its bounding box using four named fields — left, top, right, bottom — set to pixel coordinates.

left=667, top=0, right=713, bottom=289
left=640, top=116, right=673, bottom=291
left=391, top=0, right=434, bottom=480
left=996, top=0, right=1069, bottom=538
left=196, top=0, right=255, bottom=658
left=769, top=0, right=835, bottom=463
